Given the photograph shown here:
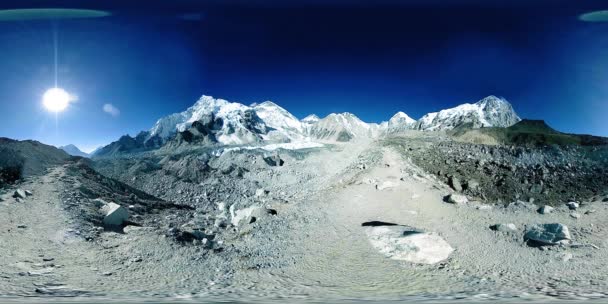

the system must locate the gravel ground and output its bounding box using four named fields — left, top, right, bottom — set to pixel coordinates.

left=1, top=132, right=608, bottom=302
